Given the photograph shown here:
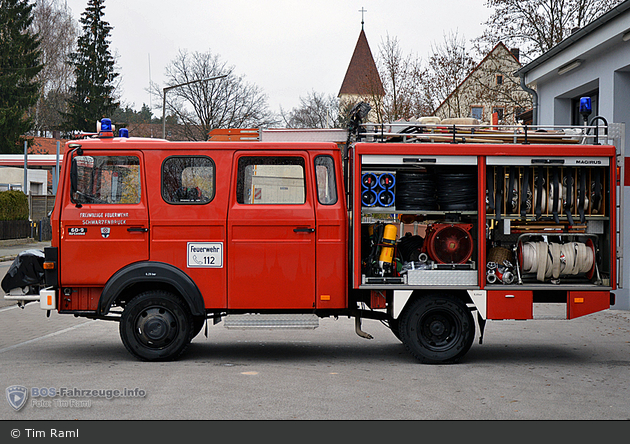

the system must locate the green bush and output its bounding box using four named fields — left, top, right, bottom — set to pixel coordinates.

left=0, top=190, right=29, bottom=221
